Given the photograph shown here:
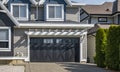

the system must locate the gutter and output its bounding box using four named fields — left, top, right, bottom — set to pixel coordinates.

left=18, top=23, right=94, bottom=29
